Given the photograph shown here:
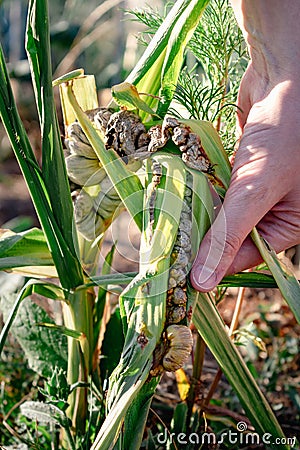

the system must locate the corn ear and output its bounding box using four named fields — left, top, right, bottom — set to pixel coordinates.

left=182, top=119, right=231, bottom=191
left=61, top=82, right=144, bottom=230
left=91, top=155, right=187, bottom=450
